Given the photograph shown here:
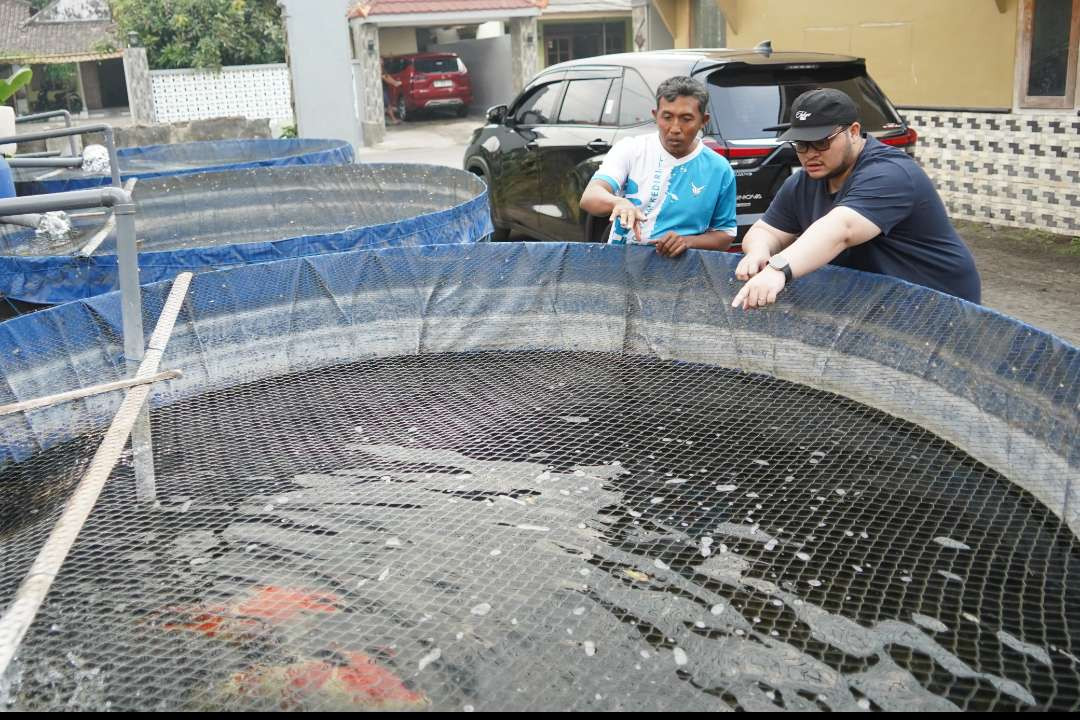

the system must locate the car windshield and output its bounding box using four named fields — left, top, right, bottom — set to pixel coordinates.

left=705, top=65, right=902, bottom=141
left=415, top=57, right=461, bottom=74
